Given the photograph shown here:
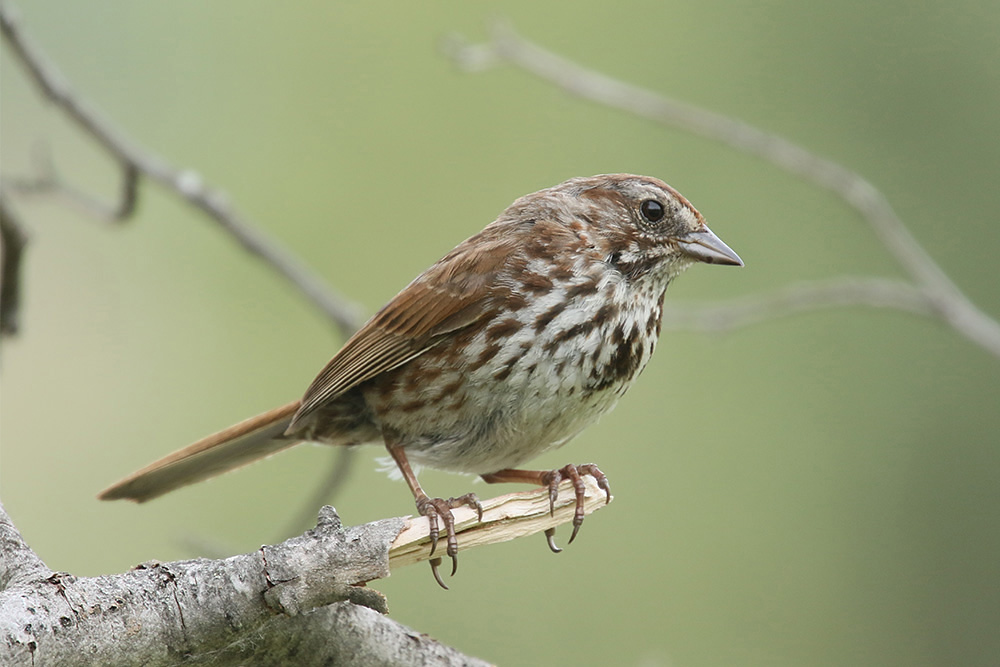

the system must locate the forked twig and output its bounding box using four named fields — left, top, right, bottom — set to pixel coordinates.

left=0, top=2, right=361, bottom=337
left=0, top=0, right=362, bottom=516
left=444, top=22, right=1000, bottom=359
